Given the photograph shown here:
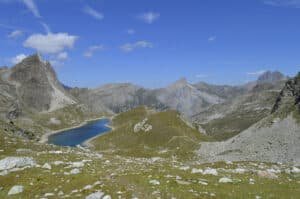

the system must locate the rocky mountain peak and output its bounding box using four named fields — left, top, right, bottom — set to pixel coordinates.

left=169, top=78, right=189, bottom=88
left=271, top=73, right=300, bottom=113
left=10, top=54, right=53, bottom=82
left=6, top=54, right=75, bottom=112
left=257, top=71, right=285, bottom=84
